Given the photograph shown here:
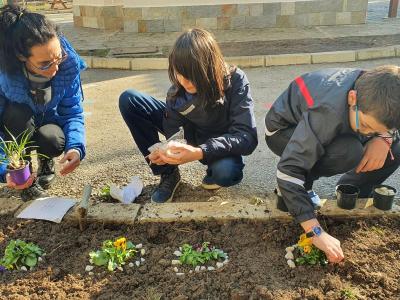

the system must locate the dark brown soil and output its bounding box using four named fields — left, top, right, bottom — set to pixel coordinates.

left=219, top=34, right=400, bottom=57
left=1, top=215, right=399, bottom=300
